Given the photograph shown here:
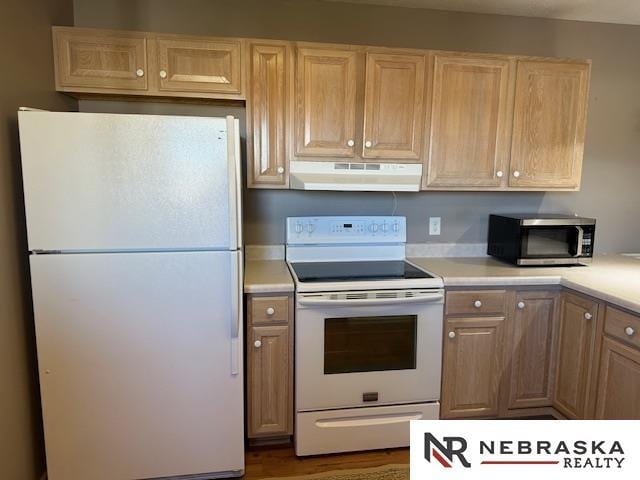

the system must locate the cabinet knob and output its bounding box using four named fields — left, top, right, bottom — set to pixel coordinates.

left=364, top=140, right=372, bottom=148
left=266, top=307, right=275, bottom=316
left=347, top=139, right=355, bottom=147
left=277, top=166, right=285, bottom=174
left=517, top=301, right=525, bottom=309
left=448, top=331, right=456, bottom=339
left=159, top=69, right=168, bottom=79
left=474, top=300, right=482, bottom=308
left=136, top=68, right=144, bottom=77
left=496, top=170, right=504, bottom=178
left=625, top=326, right=635, bottom=337
left=513, top=171, right=521, bottom=178
left=254, top=340, right=262, bottom=348
left=584, top=312, right=593, bottom=320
